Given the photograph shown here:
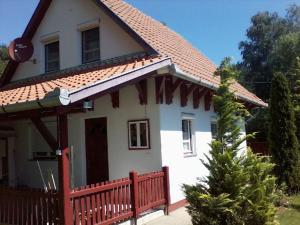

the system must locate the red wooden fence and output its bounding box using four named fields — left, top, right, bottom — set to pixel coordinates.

left=0, top=167, right=170, bottom=225
left=0, top=187, right=59, bottom=225
left=70, top=167, right=170, bottom=225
